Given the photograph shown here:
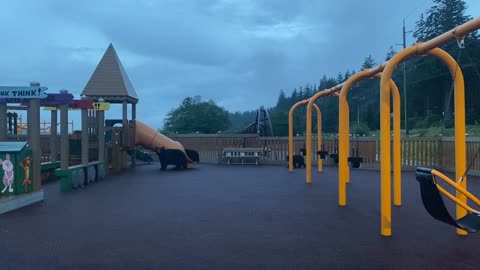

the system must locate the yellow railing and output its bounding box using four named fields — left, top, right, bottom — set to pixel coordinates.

left=430, top=169, right=480, bottom=215
left=15, top=115, right=74, bottom=134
